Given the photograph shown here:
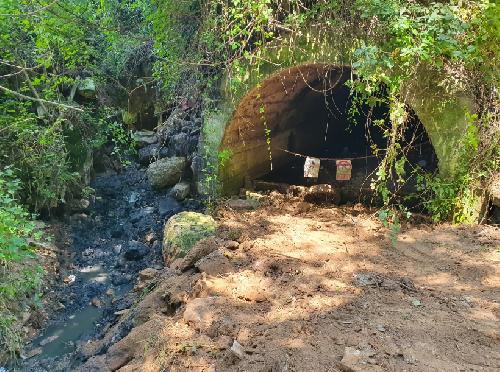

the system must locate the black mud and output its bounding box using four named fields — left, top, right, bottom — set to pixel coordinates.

left=14, top=164, right=200, bottom=371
